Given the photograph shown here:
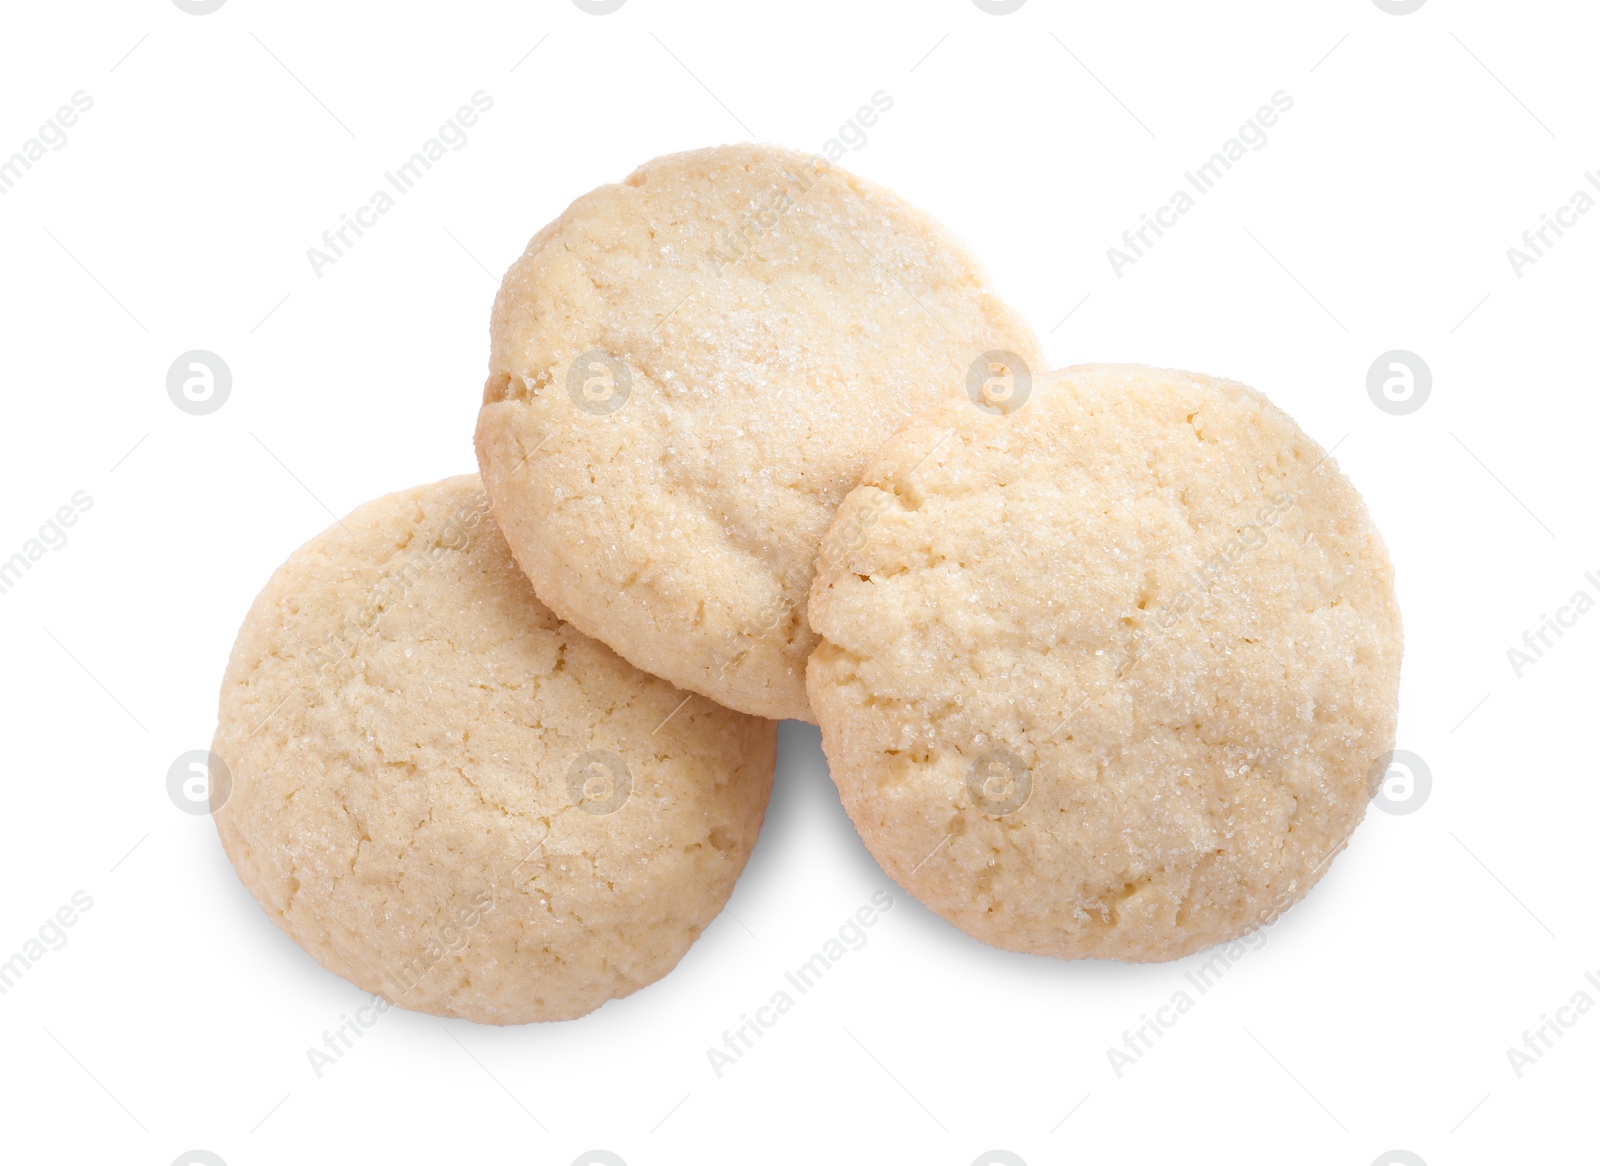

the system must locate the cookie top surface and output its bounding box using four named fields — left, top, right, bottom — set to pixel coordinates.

left=806, top=365, right=1402, bottom=961
left=212, top=476, right=775, bottom=1023
left=476, top=143, right=1040, bottom=721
